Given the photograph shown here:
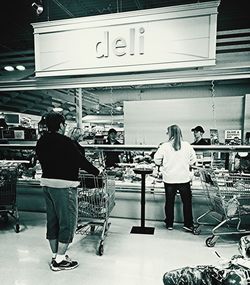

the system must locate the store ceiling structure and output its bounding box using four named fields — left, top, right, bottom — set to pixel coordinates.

left=0, top=0, right=249, bottom=120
